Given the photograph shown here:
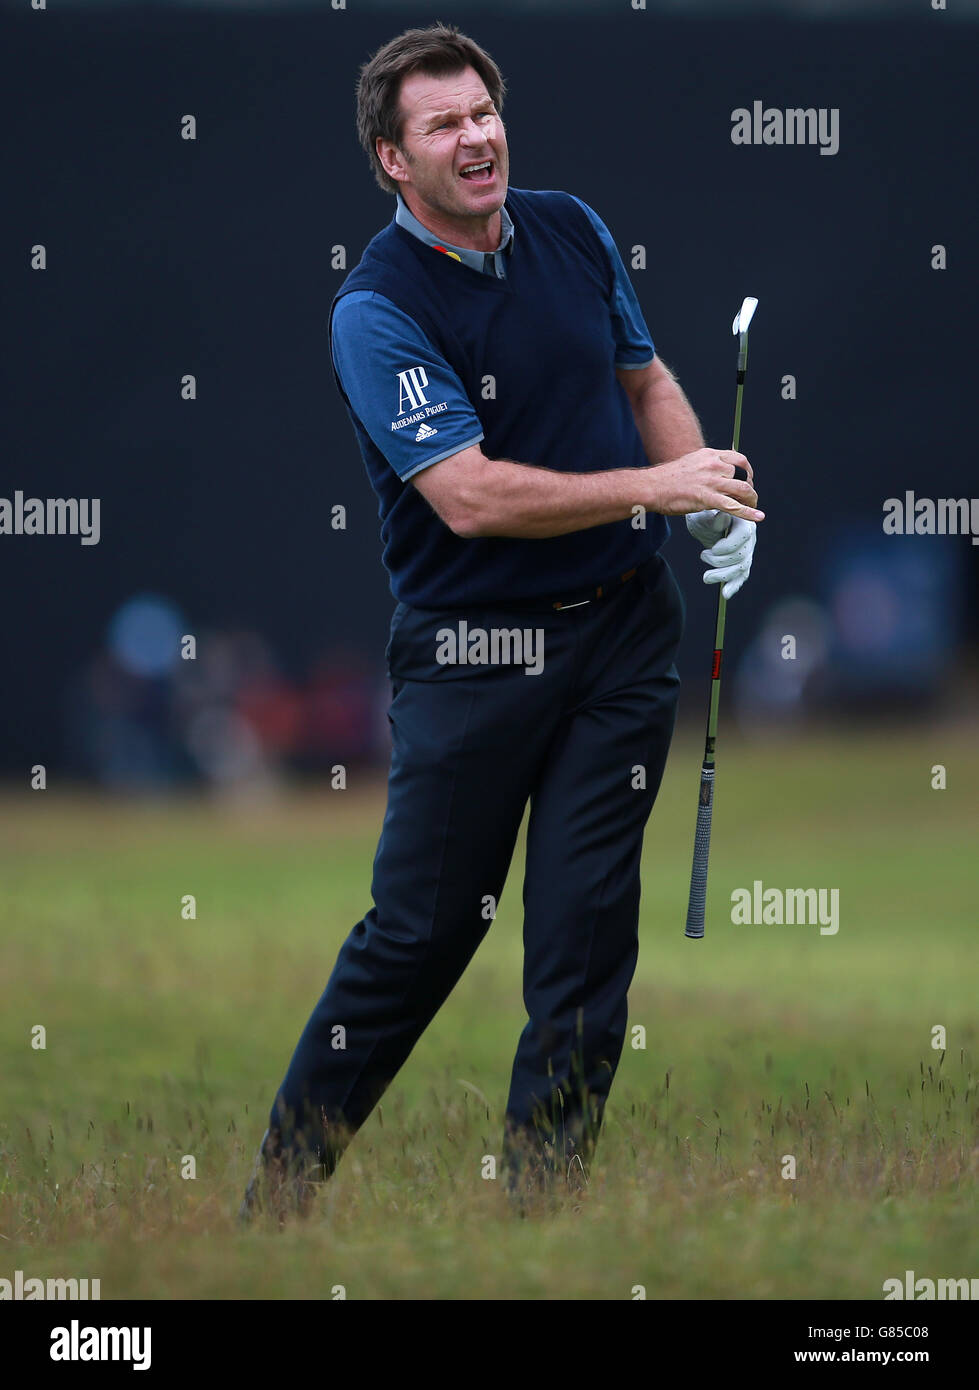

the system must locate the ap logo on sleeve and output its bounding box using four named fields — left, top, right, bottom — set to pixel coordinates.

left=391, top=365, right=450, bottom=435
